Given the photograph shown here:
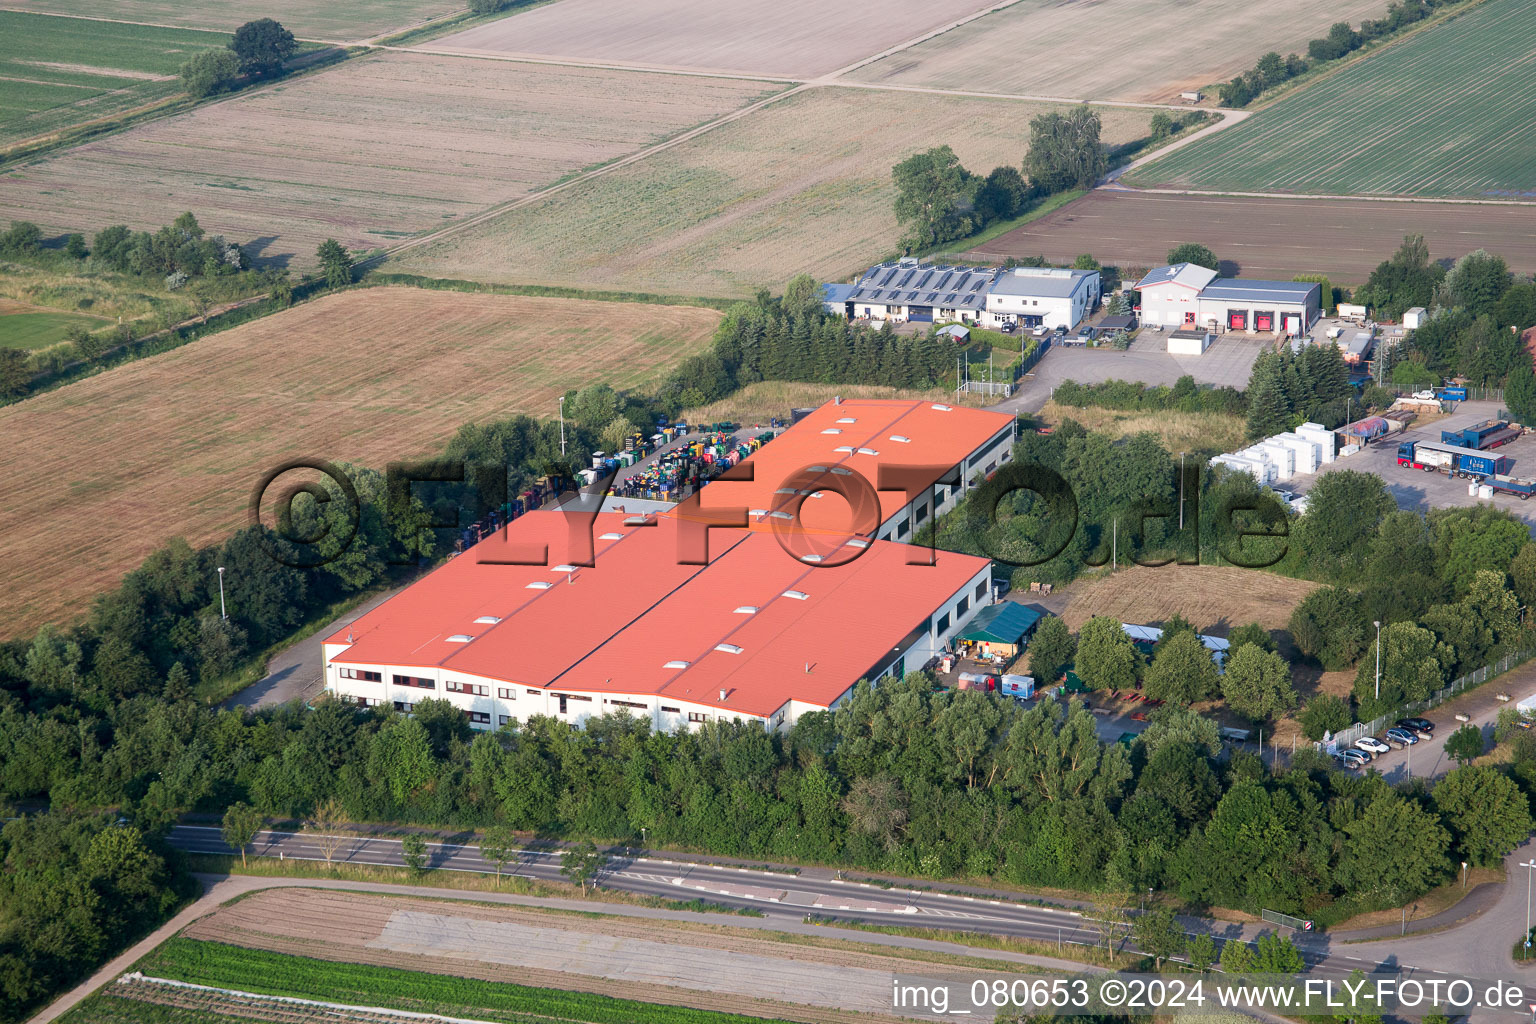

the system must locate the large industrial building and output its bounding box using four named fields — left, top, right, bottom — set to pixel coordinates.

left=323, top=398, right=1017, bottom=733
left=842, top=260, right=1101, bottom=332
left=1136, top=263, right=1321, bottom=336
